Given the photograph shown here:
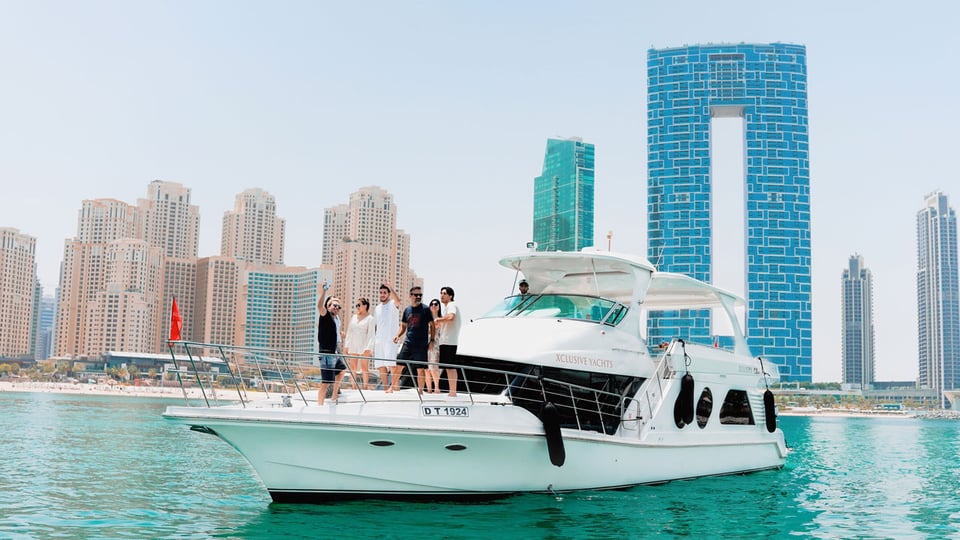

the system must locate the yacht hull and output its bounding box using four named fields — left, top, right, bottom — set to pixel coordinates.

left=165, top=400, right=787, bottom=502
